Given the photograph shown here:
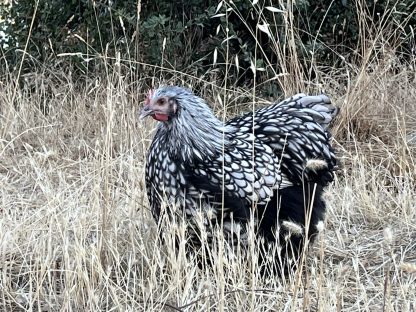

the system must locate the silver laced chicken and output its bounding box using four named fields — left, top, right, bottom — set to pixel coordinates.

left=140, top=86, right=338, bottom=272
